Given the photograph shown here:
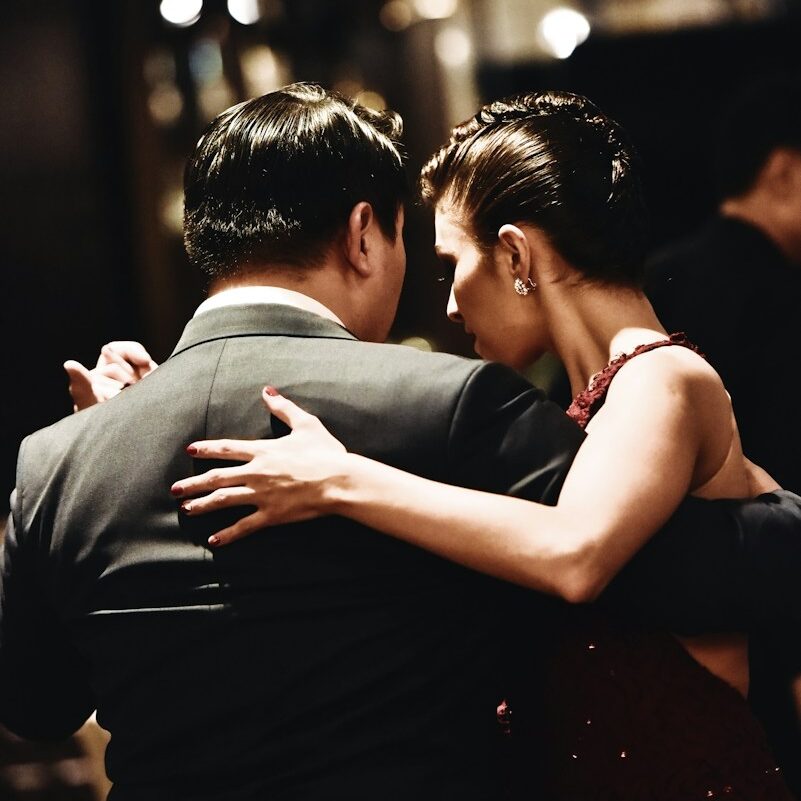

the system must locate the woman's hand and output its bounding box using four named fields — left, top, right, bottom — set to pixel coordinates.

left=65, top=341, right=158, bottom=411
left=171, top=387, right=349, bottom=546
